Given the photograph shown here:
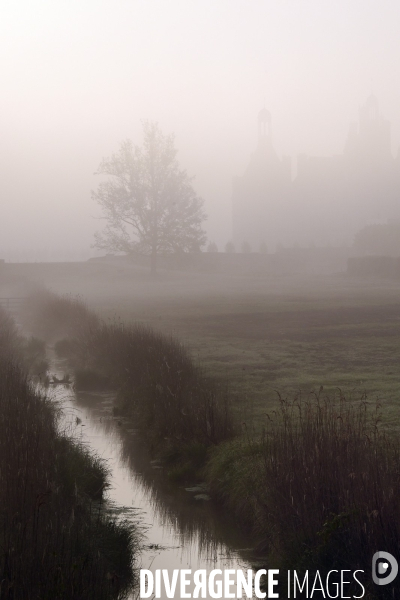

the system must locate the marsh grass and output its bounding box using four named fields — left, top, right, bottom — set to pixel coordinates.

left=0, top=301, right=49, bottom=376
left=207, top=391, right=400, bottom=593
left=54, top=435, right=110, bottom=500
left=85, top=322, right=237, bottom=447
left=0, top=304, right=21, bottom=362
left=25, top=292, right=237, bottom=462
left=21, top=289, right=99, bottom=343
left=0, top=305, right=137, bottom=599
left=20, top=335, right=50, bottom=376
